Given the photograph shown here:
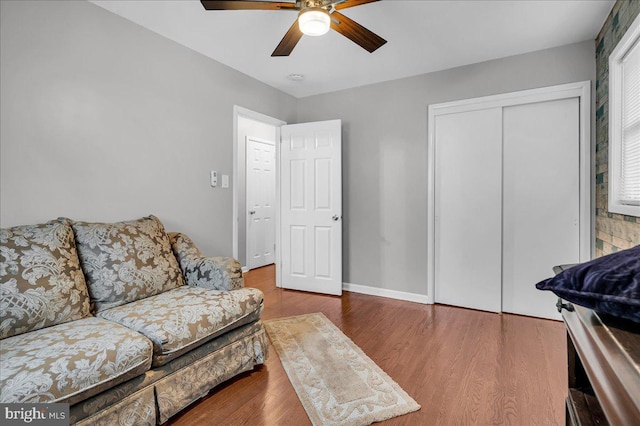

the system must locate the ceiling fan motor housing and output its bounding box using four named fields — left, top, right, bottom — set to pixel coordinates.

left=298, top=7, right=331, bottom=36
